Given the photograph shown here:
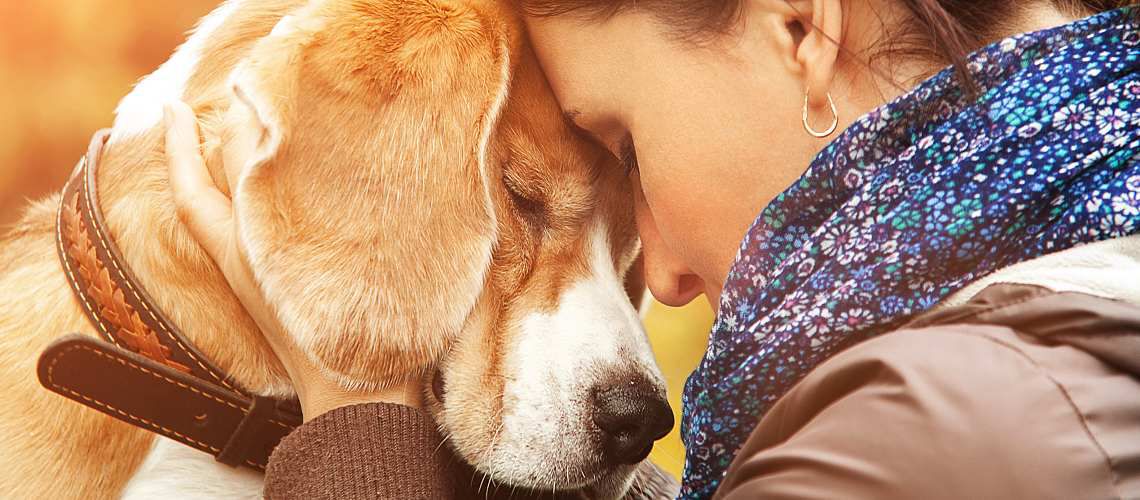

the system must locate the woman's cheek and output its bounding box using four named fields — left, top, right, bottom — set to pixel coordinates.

left=635, top=162, right=700, bottom=266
